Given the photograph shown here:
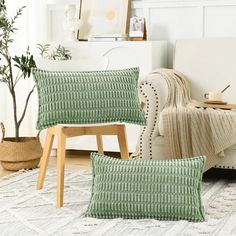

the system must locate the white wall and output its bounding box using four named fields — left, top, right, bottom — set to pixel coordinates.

left=132, top=0, right=236, bottom=67
left=46, top=0, right=236, bottom=67
left=0, top=0, right=47, bottom=137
